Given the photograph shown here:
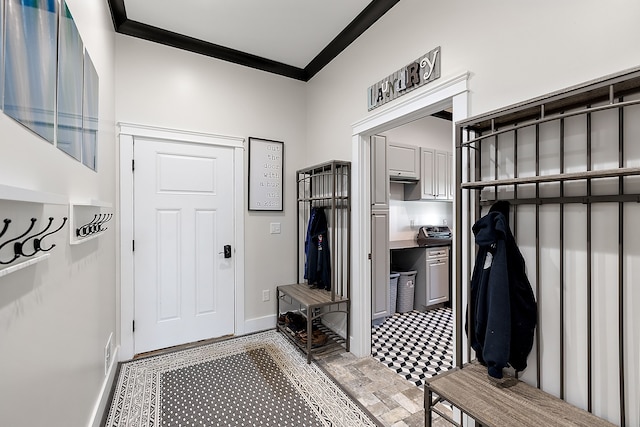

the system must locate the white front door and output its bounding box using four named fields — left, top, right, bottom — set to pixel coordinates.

left=133, top=137, right=235, bottom=354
